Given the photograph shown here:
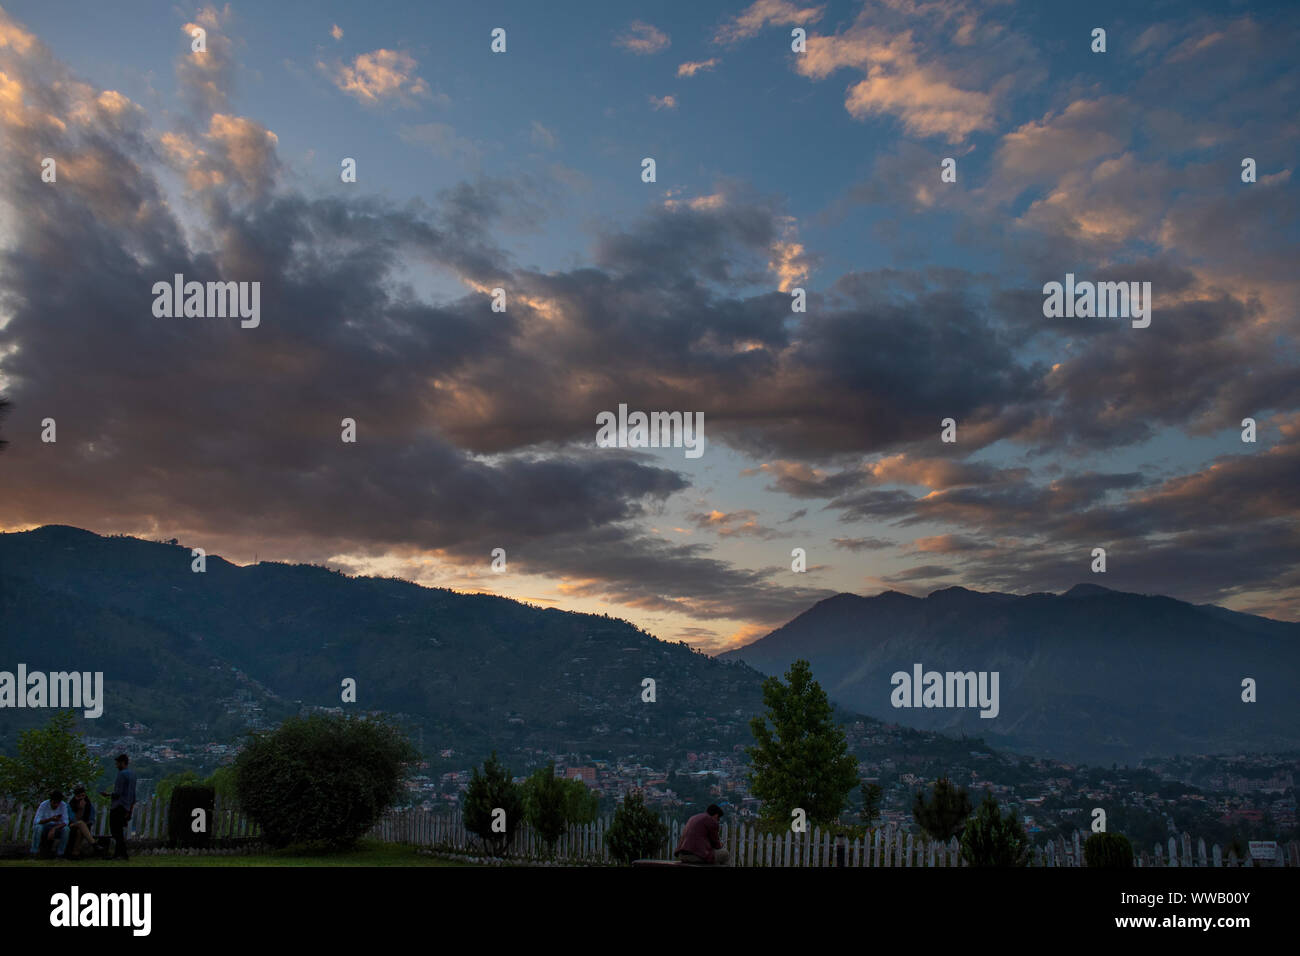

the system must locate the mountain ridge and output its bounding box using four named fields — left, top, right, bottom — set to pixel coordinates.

left=0, top=525, right=765, bottom=765
left=720, top=582, right=1300, bottom=762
